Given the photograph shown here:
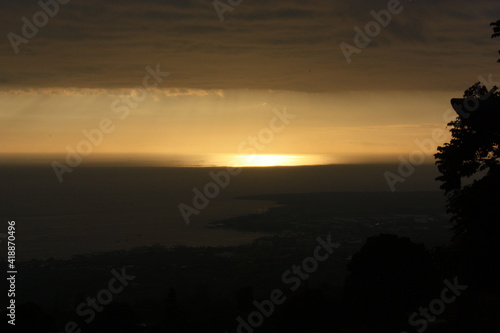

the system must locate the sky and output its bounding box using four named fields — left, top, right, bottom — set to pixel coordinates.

left=0, top=0, right=499, bottom=165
